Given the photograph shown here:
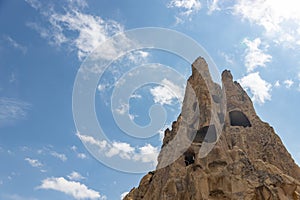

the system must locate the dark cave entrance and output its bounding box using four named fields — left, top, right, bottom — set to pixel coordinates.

left=184, top=150, right=195, bottom=166
left=229, top=111, right=251, bottom=127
